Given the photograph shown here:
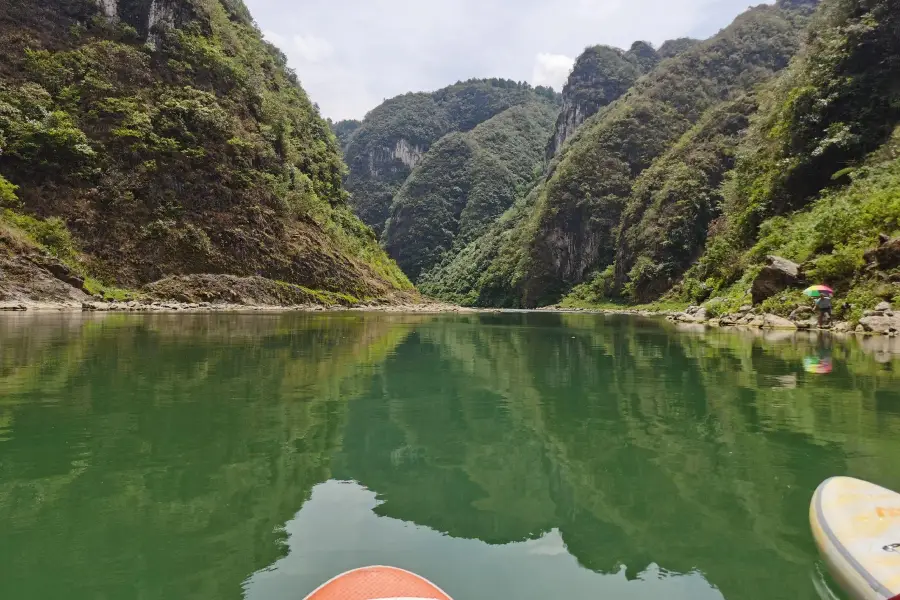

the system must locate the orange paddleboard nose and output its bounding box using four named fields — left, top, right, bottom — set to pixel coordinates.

left=304, top=566, right=453, bottom=600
